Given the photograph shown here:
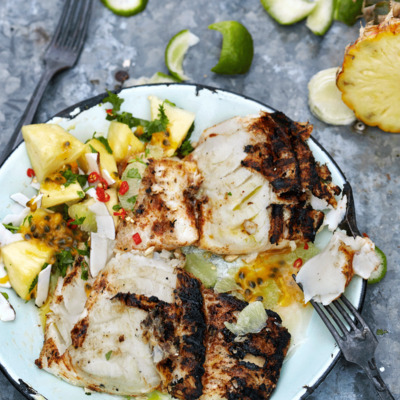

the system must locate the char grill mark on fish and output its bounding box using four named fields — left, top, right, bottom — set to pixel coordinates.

left=115, top=270, right=207, bottom=400
left=243, top=112, right=340, bottom=207
left=201, top=290, right=291, bottom=400
left=268, top=204, right=325, bottom=244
